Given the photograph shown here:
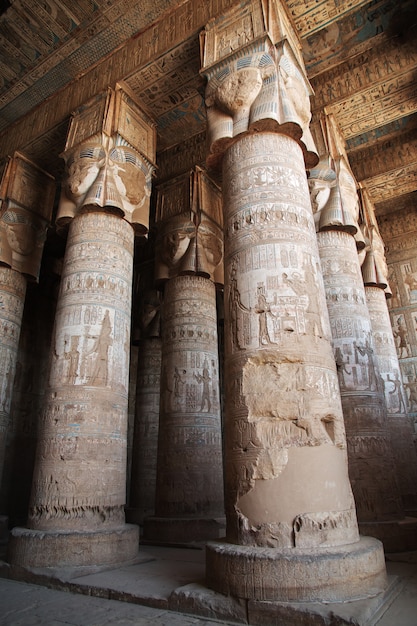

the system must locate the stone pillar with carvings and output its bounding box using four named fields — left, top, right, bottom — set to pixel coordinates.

left=143, top=166, right=225, bottom=543
left=310, top=113, right=417, bottom=552
left=360, top=187, right=417, bottom=514
left=7, top=86, right=156, bottom=568
left=0, top=153, right=55, bottom=533
left=200, top=1, right=386, bottom=604
left=127, top=266, right=162, bottom=526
